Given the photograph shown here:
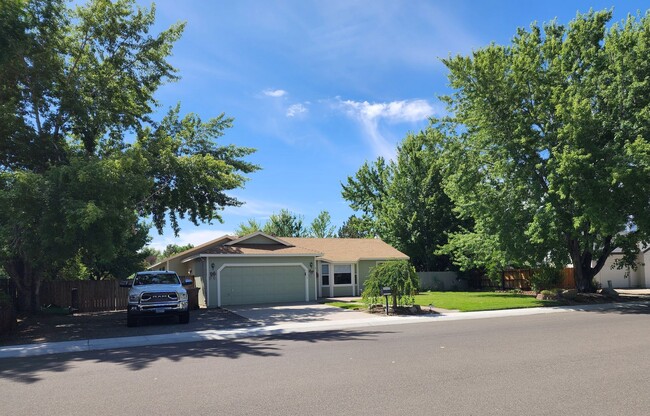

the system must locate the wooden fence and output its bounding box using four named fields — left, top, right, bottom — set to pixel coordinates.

left=481, top=268, right=576, bottom=290
left=40, top=280, right=129, bottom=313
